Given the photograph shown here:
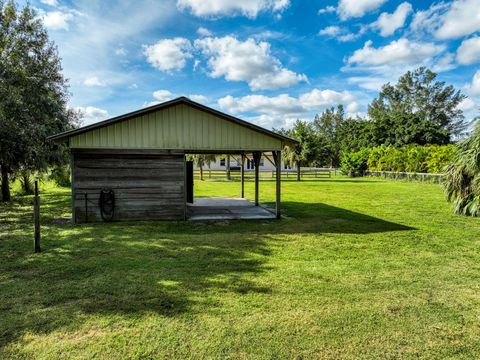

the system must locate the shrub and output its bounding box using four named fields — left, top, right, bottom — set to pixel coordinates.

left=49, top=164, right=71, bottom=187
left=340, top=148, right=370, bottom=177
left=444, top=123, right=480, bottom=216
